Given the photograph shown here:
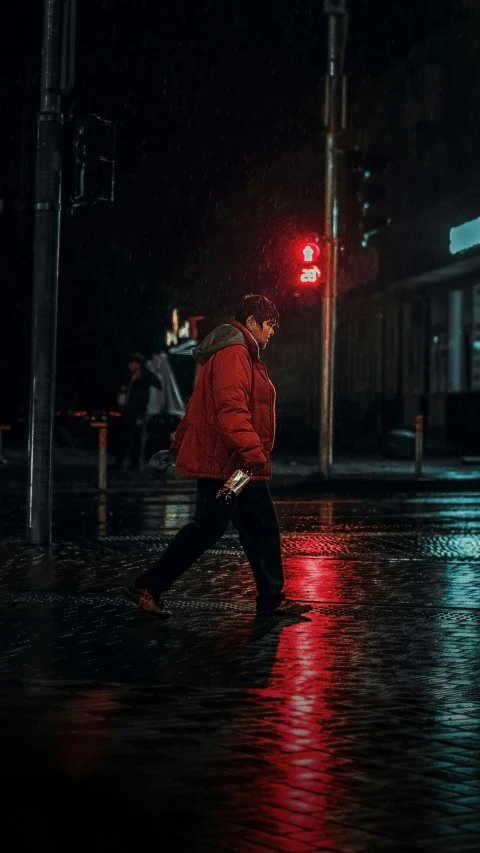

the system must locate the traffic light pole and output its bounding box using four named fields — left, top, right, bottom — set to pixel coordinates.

left=320, top=1, right=347, bottom=477
left=27, top=0, right=64, bottom=544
